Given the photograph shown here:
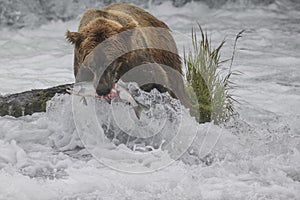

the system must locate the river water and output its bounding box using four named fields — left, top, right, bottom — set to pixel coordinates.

left=0, top=1, right=299, bottom=199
